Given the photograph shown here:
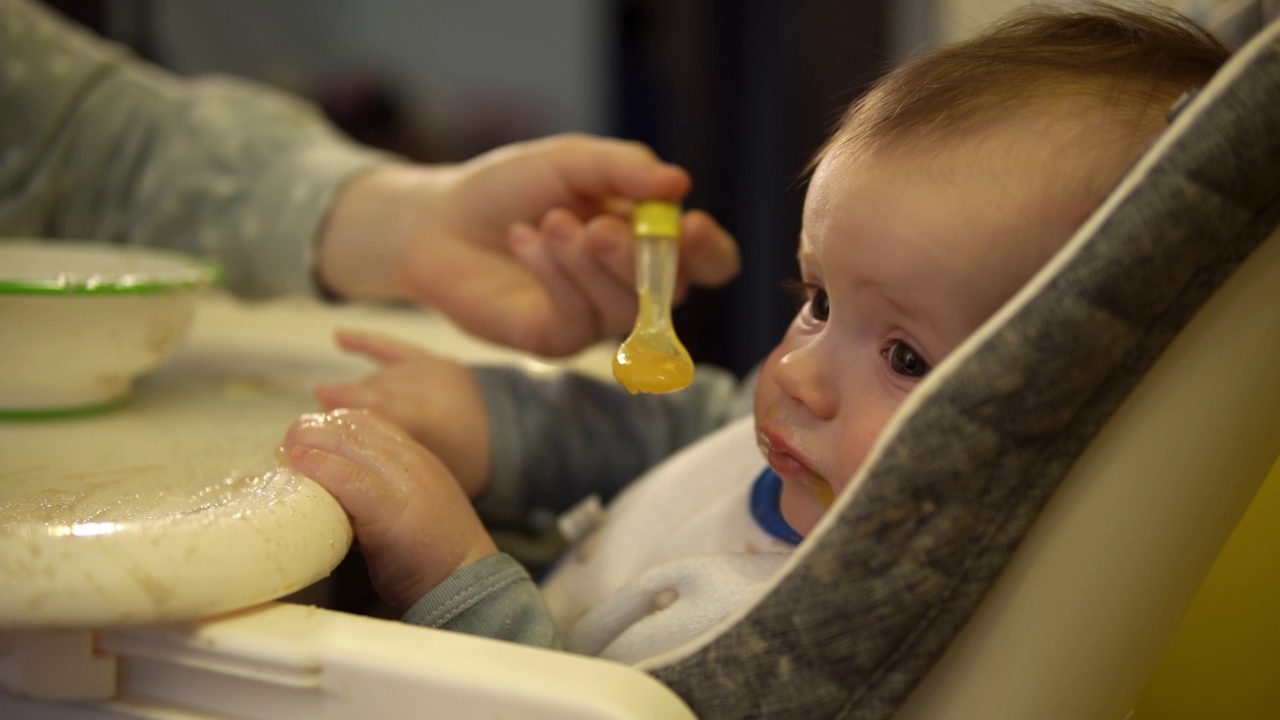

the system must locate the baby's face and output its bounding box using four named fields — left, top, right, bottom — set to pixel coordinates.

left=754, top=120, right=1112, bottom=535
